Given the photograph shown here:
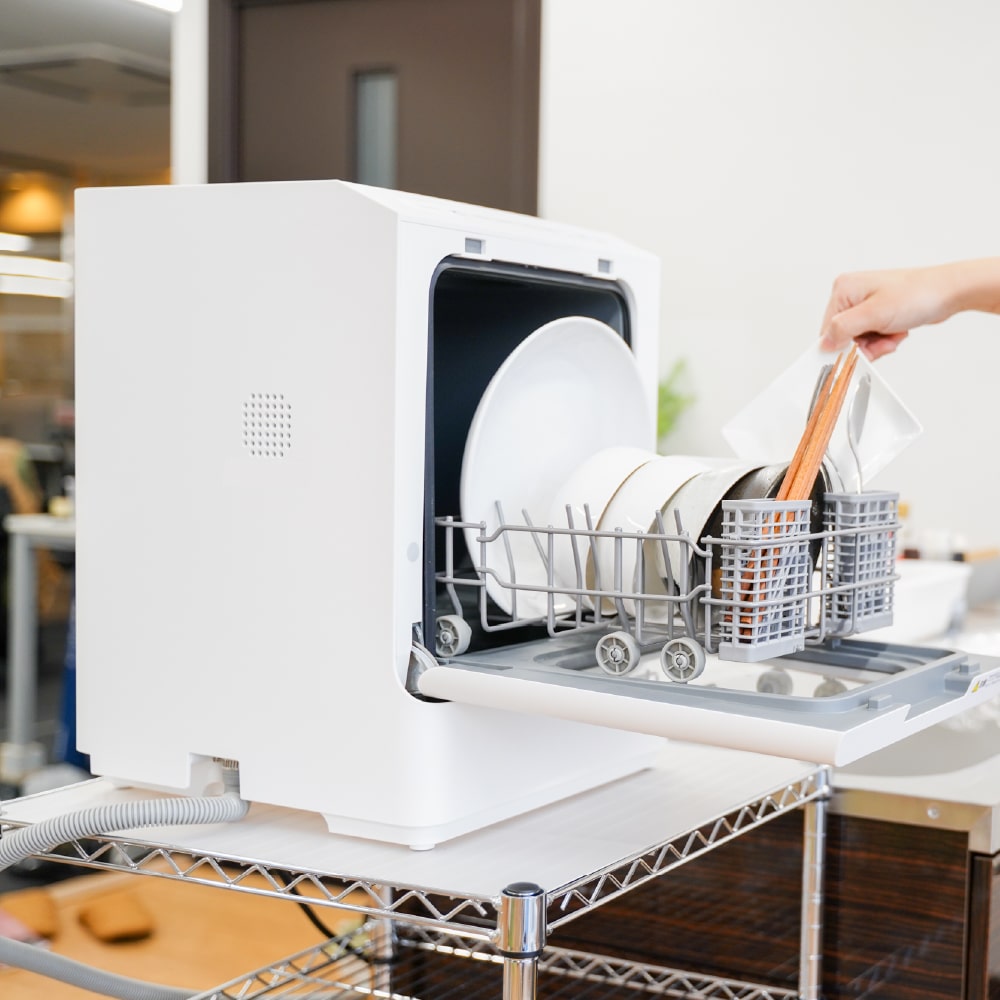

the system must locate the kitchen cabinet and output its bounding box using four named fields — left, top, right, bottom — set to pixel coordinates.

left=553, top=711, right=1000, bottom=1000
left=969, top=851, right=1000, bottom=999
left=557, top=810, right=970, bottom=999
